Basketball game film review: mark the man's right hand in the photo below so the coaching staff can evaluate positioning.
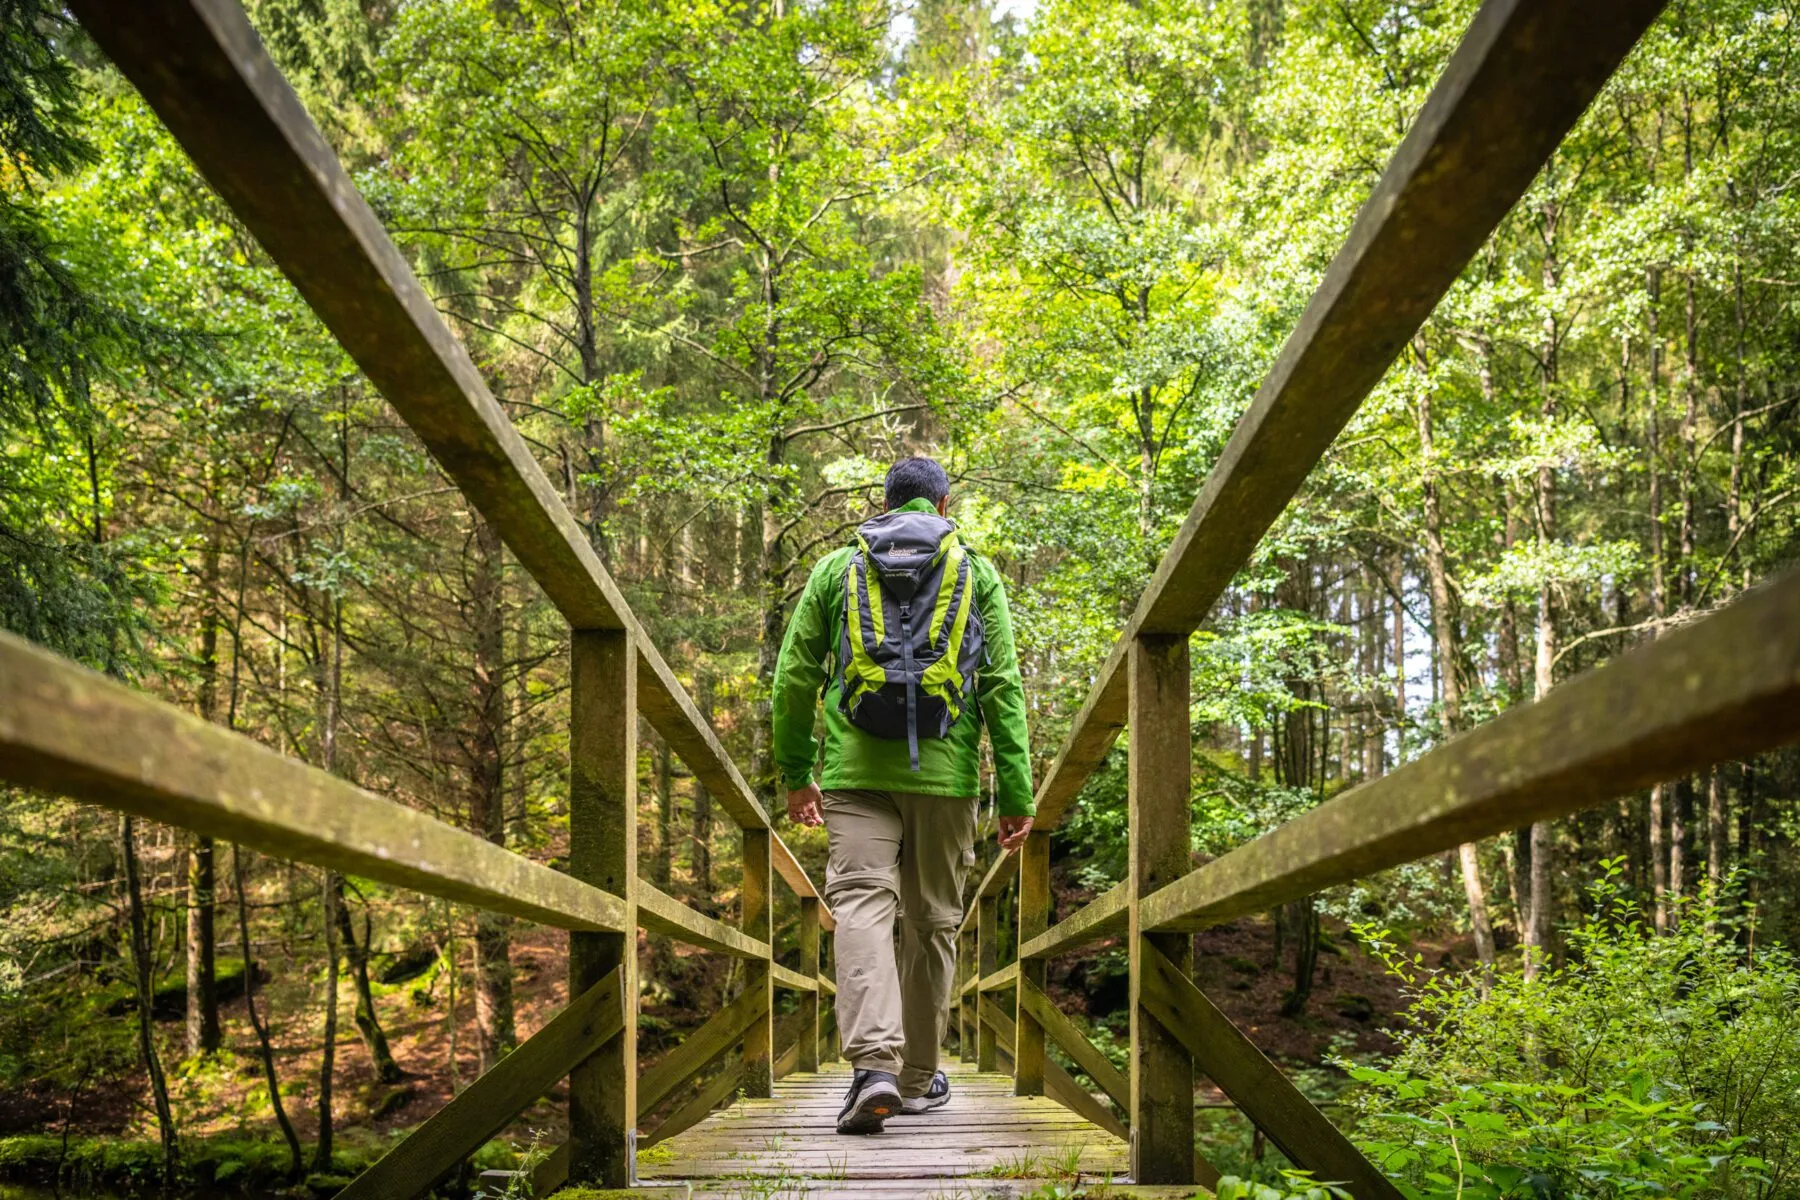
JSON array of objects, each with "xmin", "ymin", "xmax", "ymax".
[{"xmin": 787, "ymin": 781, "xmax": 825, "ymax": 827}]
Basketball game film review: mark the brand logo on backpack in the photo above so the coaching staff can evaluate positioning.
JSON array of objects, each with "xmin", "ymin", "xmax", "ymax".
[{"xmin": 837, "ymin": 511, "xmax": 986, "ymax": 770}]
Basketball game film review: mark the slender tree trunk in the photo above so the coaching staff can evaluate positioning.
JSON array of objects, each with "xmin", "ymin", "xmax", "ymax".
[
  {"xmin": 1650, "ymin": 784, "xmax": 1670, "ymax": 932},
  {"xmin": 1526, "ymin": 199, "xmax": 1561, "ymax": 979},
  {"xmin": 122, "ymin": 815, "xmax": 178, "ymax": 1186},
  {"xmin": 1706, "ymin": 769, "xmax": 1727, "ymax": 923},
  {"xmin": 316, "ymin": 871, "xmax": 341, "ymax": 1172},
  {"xmin": 187, "ymin": 526, "xmax": 222, "ymax": 1057},
  {"xmin": 692, "ymin": 678, "xmax": 716, "ymax": 908},
  {"xmin": 335, "ymin": 892, "xmax": 400, "ymax": 1082},
  {"xmin": 232, "ymin": 847, "xmax": 303, "ymax": 1175},
  {"xmin": 1413, "ymin": 343, "xmax": 1496, "ymax": 984},
  {"xmin": 469, "ymin": 516, "xmax": 516, "ymax": 1070}
]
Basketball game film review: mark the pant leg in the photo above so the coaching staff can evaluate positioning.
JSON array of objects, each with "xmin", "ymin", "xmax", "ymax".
[
  {"xmin": 820, "ymin": 789, "xmax": 905, "ymax": 1076},
  {"xmin": 894, "ymin": 792, "xmax": 979, "ymax": 1097}
]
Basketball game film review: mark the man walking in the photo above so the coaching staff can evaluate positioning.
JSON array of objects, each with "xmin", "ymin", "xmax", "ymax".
[{"xmin": 772, "ymin": 456, "xmax": 1034, "ymax": 1135}]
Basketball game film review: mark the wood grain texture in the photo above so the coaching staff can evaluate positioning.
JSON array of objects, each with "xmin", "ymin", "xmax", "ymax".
[
  {"xmin": 1019, "ymin": 882, "xmax": 1127, "ymax": 962},
  {"xmin": 568, "ymin": 631, "xmax": 637, "ymax": 1189},
  {"xmin": 799, "ymin": 897, "xmax": 822, "ymax": 1073},
  {"xmin": 1014, "ymin": 0, "xmax": 1672, "ymax": 830},
  {"xmin": 1018, "ymin": 976, "xmax": 1131, "ymax": 1115},
  {"xmin": 977, "ymin": 895, "xmax": 1000, "ymax": 1073},
  {"xmin": 1139, "ymin": 941, "xmax": 1401, "ymax": 1200},
  {"xmin": 1142, "ymin": 568, "xmax": 1800, "ymax": 933},
  {"xmin": 741, "ymin": 826, "xmax": 774, "ymax": 1098},
  {"xmin": 981, "ymin": 997, "xmax": 1129, "ymax": 1144},
  {"xmin": 0, "ymin": 634, "xmax": 627, "ymax": 934},
  {"xmin": 638, "ymin": 881, "xmax": 768, "ymax": 958},
  {"xmin": 1014, "ymin": 832, "xmax": 1051, "ymax": 1097},
  {"xmin": 1129, "ymin": 636, "xmax": 1194, "ymax": 1186},
  {"xmin": 337, "ymin": 968, "xmax": 625, "ymax": 1200},
  {"xmin": 637, "ymin": 983, "xmax": 770, "ymax": 1116}
]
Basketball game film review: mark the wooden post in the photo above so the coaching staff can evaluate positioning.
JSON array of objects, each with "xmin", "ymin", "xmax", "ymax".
[
  {"xmin": 1013, "ymin": 833, "xmax": 1050, "ymax": 1096},
  {"xmin": 957, "ymin": 931, "xmax": 976, "ymax": 1063},
  {"xmin": 798, "ymin": 896, "xmax": 821, "ymax": 1073},
  {"xmin": 742, "ymin": 826, "xmax": 773, "ymax": 1097},
  {"xmin": 568, "ymin": 630, "xmax": 637, "ymax": 1188},
  {"xmin": 976, "ymin": 894, "xmax": 999, "ymax": 1072},
  {"xmin": 1129, "ymin": 634, "xmax": 1193, "ymax": 1184}
]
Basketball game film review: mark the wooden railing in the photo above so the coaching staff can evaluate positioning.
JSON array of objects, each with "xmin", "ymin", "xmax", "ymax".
[
  {"xmin": 0, "ymin": 1, "xmax": 840, "ymax": 1196},
  {"xmin": 953, "ymin": 0, "xmax": 1800, "ymax": 1191}
]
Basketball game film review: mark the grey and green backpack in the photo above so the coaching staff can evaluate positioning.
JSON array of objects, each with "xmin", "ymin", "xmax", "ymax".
[{"xmin": 836, "ymin": 509, "xmax": 985, "ymax": 769}]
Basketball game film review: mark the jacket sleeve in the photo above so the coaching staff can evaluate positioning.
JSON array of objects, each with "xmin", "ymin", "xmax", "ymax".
[
  {"xmin": 974, "ymin": 560, "xmax": 1035, "ymax": 817},
  {"xmin": 771, "ymin": 556, "xmax": 837, "ymax": 792}
]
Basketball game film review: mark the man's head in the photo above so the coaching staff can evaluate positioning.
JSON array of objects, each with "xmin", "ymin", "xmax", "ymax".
[{"xmin": 884, "ymin": 456, "xmax": 950, "ymax": 515}]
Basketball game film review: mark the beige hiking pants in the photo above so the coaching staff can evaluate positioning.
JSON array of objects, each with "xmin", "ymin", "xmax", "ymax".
[{"xmin": 821, "ymin": 788, "xmax": 978, "ymax": 1097}]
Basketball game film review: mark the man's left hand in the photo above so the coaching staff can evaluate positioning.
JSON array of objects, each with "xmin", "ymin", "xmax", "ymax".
[{"xmin": 997, "ymin": 815, "xmax": 1033, "ymax": 852}]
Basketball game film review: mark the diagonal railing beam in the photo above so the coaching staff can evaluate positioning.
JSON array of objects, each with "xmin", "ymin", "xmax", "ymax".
[
  {"xmin": 1138, "ymin": 941, "xmax": 1400, "ymax": 1200},
  {"xmin": 0, "ymin": 635, "xmax": 628, "ymax": 933},
  {"xmin": 1142, "ymin": 568, "xmax": 1800, "ymax": 933},
  {"xmin": 1018, "ymin": 976, "xmax": 1130, "ymax": 1116},
  {"xmin": 1025, "ymin": 0, "xmax": 1671, "ymax": 832},
  {"xmin": 636, "ymin": 982, "xmax": 771, "ymax": 1117},
  {"xmin": 337, "ymin": 967, "xmax": 627, "ymax": 1200}
]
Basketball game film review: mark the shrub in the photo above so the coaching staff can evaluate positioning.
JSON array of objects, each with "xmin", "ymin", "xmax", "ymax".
[{"xmin": 1343, "ymin": 864, "xmax": 1798, "ymax": 1200}]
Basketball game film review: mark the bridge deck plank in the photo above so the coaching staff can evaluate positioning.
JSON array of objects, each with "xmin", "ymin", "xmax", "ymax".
[{"xmin": 636, "ymin": 1062, "xmax": 1134, "ymax": 1195}]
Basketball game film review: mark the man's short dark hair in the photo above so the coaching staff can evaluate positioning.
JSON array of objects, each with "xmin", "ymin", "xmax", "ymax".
[{"xmin": 885, "ymin": 456, "xmax": 950, "ymax": 510}]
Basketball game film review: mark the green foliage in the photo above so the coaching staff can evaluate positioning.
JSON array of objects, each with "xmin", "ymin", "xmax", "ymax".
[{"xmin": 1345, "ymin": 868, "xmax": 1798, "ymax": 1199}]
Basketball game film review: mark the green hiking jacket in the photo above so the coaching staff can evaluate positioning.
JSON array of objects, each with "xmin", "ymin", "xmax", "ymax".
[{"xmin": 771, "ymin": 498, "xmax": 1035, "ymax": 816}]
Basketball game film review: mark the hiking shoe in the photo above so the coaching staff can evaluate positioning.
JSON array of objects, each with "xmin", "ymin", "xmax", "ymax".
[
  {"xmin": 837, "ymin": 1068, "xmax": 901, "ymax": 1134},
  {"xmin": 900, "ymin": 1069, "xmax": 951, "ymax": 1114}
]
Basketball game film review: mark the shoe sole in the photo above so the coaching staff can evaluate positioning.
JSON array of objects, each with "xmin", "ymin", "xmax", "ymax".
[{"xmin": 837, "ymin": 1088, "xmax": 899, "ymax": 1135}]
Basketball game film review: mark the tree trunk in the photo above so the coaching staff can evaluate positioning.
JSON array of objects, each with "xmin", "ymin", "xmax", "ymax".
[
  {"xmin": 469, "ymin": 516, "xmax": 516, "ymax": 1070},
  {"xmin": 233, "ymin": 846, "xmax": 303, "ymax": 1176},
  {"xmin": 1649, "ymin": 783, "xmax": 1670, "ymax": 933},
  {"xmin": 122, "ymin": 815, "xmax": 178, "ymax": 1186},
  {"xmin": 692, "ymin": 678, "xmax": 716, "ymax": 907},
  {"xmin": 1413, "ymin": 343, "xmax": 1496, "ymax": 985},
  {"xmin": 1525, "ymin": 197, "xmax": 1561, "ymax": 980},
  {"xmin": 316, "ymin": 872, "xmax": 341, "ymax": 1173},
  {"xmin": 335, "ymin": 890, "xmax": 401, "ymax": 1082},
  {"xmin": 1706, "ymin": 769, "xmax": 1727, "ymax": 923},
  {"xmin": 187, "ymin": 525, "xmax": 223, "ymax": 1057}
]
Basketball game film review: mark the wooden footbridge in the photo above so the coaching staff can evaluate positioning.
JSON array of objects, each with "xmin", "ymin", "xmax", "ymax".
[{"xmin": 4, "ymin": 0, "xmax": 1798, "ymax": 1196}]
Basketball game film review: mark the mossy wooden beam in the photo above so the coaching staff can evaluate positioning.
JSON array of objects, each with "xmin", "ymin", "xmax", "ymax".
[
  {"xmin": 1018, "ymin": 881, "xmax": 1127, "ymax": 962},
  {"xmin": 1019, "ymin": 0, "xmax": 1671, "ymax": 831},
  {"xmin": 1142, "ymin": 568, "xmax": 1800, "ymax": 933},
  {"xmin": 741, "ymin": 827, "xmax": 774, "ymax": 1098},
  {"xmin": 1139, "ymin": 941, "xmax": 1401, "ymax": 1200},
  {"xmin": 66, "ymin": 0, "xmax": 834, "ymax": 933},
  {"xmin": 1018, "ymin": 976, "xmax": 1130, "ymax": 1115},
  {"xmin": 959, "ymin": 848, "xmax": 1019, "ymax": 938},
  {"xmin": 976, "ymin": 894, "xmax": 1000, "ymax": 1071},
  {"xmin": 980, "ymin": 996, "xmax": 1128, "ymax": 1144},
  {"xmin": 979, "ymin": 960, "xmax": 1019, "ymax": 994},
  {"xmin": 636, "ymin": 982, "xmax": 770, "ymax": 1116},
  {"xmin": 797, "ymin": 897, "xmax": 821, "ymax": 1073},
  {"xmin": 1128, "ymin": 635, "xmax": 1194, "ymax": 1186},
  {"xmin": 637, "ymin": 881, "xmax": 767, "ymax": 958},
  {"xmin": 336, "ymin": 967, "xmax": 626, "ymax": 1200},
  {"xmin": 769, "ymin": 963, "xmax": 818, "ymax": 993},
  {"xmin": 643, "ymin": 1064, "xmax": 745, "ymax": 1151},
  {"xmin": 0, "ymin": 634, "xmax": 628, "ymax": 933}
]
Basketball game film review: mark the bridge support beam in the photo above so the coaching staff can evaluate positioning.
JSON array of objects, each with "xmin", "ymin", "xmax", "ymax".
[
  {"xmin": 1013, "ymin": 831, "xmax": 1050, "ymax": 1096},
  {"xmin": 1128, "ymin": 634, "xmax": 1193, "ymax": 1184},
  {"xmin": 742, "ymin": 825, "xmax": 774, "ymax": 1097},
  {"xmin": 976, "ymin": 894, "xmax": 999, "ymax": 1072},
  {"xmin": 798, "ymin": 896, "xmax": 822, "ymax": 1073},
  {"xmin": 568, "ymin": 630, "xmax": 638, "ymax": 1188}
]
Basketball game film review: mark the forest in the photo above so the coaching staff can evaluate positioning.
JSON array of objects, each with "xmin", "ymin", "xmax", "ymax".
[{"xmin": 2, "ymin": 0, "xmax": 1798, "ymax": 1197}]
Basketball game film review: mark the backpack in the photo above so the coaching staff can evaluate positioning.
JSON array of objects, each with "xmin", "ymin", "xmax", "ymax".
[{"xmin": 835, "ymin": 508, "xmax": 985, "ymax": 770}]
